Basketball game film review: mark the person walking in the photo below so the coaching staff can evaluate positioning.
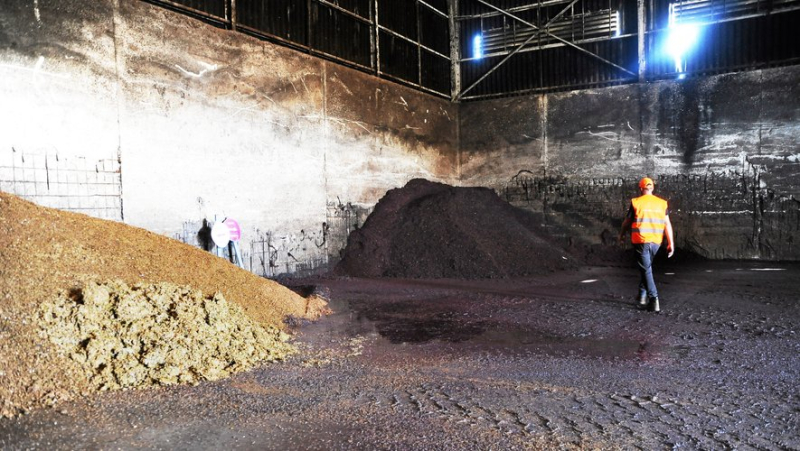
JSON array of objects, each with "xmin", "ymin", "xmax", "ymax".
[{"xmin": 619, "ymin": 177, "xmax": 674, "ymax": 313}]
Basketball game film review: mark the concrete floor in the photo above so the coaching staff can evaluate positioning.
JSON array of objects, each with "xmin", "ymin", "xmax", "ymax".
[{"xmin": 1, "ymin": 261, "xmax": 798, "ymax": 450}]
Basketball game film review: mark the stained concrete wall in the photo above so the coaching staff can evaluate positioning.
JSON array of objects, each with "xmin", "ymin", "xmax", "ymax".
[
  {"xmin": 460, "ymin": 67, "xmax": 800, "ymax": 260},
  {"xmin": 2, "ymin": 0, "xmax": 798, "ymax": 273},
  {"xmin": 0, "ymin": 0, "xmax": 458, "ymax": 277}
]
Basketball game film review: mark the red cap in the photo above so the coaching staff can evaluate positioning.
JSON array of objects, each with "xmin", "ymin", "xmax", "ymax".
[{"xmin": 639, "ymin": 177, "xmax": 654, "ymax": 189}]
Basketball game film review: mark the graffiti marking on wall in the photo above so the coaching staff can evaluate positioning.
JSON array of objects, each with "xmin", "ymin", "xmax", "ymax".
[
  {"xmin": 502, "ymin": 166, "xmax": 799, "ymax": 260},
  {"xmin": 175, "ymin": 61, "xmax": 219, "ymax": 78}
]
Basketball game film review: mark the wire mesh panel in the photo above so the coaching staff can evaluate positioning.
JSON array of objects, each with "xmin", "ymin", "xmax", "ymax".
[{"xmin": 0, "ymin": 150, "xmax": 123, "ymax": 221}]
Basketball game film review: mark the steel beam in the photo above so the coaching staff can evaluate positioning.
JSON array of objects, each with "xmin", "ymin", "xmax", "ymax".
[
  {"xmin": 456, "ymin": 0, "xmax": 580, "ymax": 20},
  {"xmin": 461, "ymin": 32, "xmax": 634, "ymax": 62},
  {"xmin": 448, "ymin": 0, "xmax": 462, "ymax": 101},
  {"xmin": 417, "ymin": 1, "xmax": 423, "ymax": 86},
  {"xmin": 377, "ymin": 25, "xmax": 451, "ymax": 60},
  {"xmin": 419, "ymin": 0, "xmax": 449, "ymax": 18},
  {"xmin": 455, "ymin": 18, "xmax": 555, "ymax": 101},
  {"xmin": 374, "ymin": 0, "xmax": 381, "ymax": 75},
  {"xmin": 638, "ymin": 0, "xmax": 646, "ymax": 82},
  {"xmin": 317, "ymin": 0, "xmax": 371, "ymax": 23},
  {"xmin": 471, "ymin": 0, "xmax": 636, "ymax": 76}
]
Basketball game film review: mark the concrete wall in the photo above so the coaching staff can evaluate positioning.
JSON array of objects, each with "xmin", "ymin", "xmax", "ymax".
[
  {"xmin": 2, "ymin": 0, "xmax": 798, "ymax": 271},
  {"xmin": 460, "ymin": 68, "xmax": 800, "ymax": 260},
  {"xmin": 0, "ymin": 0, "xmax": 458, "ymax": 277}
]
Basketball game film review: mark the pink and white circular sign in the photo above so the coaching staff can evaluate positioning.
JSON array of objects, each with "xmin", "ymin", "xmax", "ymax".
[{"xmin": 224, "ymin": 218, "xmax": 241, "ymax": 241}]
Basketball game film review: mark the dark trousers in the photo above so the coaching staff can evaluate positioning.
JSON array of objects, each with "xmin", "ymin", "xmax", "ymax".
[{"xmin": 635, "ymin": 242, "xmax": 661, "ymax": 299}]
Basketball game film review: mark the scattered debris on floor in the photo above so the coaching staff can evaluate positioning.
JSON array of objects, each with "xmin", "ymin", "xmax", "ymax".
[
  {"xmin": 335, "ymin": 178, "xmax": 579, "ymax": 279},
  {"xmin": 0, "ymin": 192, "xmax": 327, "ymax": 418}
]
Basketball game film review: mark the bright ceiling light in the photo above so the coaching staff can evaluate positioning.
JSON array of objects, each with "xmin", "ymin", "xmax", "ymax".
[
  {"xmin": 665, "ymin": 22, "xmax": 700, "ymax": 76},
  {"xmin": 472, "ymin": 34, "xmax": 483, "ymax": 60},
  {"xmin": 666, "ymin": 23, "xmax": 700, "ymax": 60}
]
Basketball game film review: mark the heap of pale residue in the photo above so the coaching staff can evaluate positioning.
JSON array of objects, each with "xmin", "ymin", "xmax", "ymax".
[
  {"xmin": 0, "ymin": 191, "xmax": 328, "ymax": 418},
  {"xmin": 39, "ymin": 281, "xmax": 295, "ymax": 390}
]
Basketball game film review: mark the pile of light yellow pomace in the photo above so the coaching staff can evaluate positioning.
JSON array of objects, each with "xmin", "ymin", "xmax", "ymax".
[
  {"xmin": 39, "ymin": 281, "xmax": 295, "ymax": 390},
  {"xmin": 0, "ymin": 191, "xmax": 329, "ymax": 417}
]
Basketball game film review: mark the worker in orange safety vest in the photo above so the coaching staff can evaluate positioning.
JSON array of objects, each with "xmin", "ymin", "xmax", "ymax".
[{"xmin": 618, "ymin": 177, "xmax": 675, "ymax": 313}]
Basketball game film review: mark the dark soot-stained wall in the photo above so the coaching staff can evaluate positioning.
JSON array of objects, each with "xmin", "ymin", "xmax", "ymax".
[{"xmin": 460, "ymin": 67, "xmax": 800, "ymax": 260}]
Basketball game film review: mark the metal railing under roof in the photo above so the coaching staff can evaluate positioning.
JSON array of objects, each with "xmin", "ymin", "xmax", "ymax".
[
  {"xmin": 456, "ymin": 0, "xmax": 800, "ymax": 100},
  {"xmin": 479, "ymin": 8, "xmax": 619, "ymax": 56},
  {"xmin": 142, "ymin": 0, "xmax": 452, "ymax": 98},
  {"xmin": 140, "ymin": 0, "xmax": 800, "ymax": 101},
  {"xmin": 669, "ymin": 0, "xmax": 800, "ymax": 24}
]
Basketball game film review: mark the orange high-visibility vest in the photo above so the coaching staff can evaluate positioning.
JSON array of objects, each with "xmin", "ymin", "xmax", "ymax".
[{"xmin": 631, "ymin": 194, "xmax": 668, "ymax": 244}]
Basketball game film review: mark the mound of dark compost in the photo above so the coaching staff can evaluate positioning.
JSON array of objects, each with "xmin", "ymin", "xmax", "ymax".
[{"xmin": 334, "ymin": 179, "xmax": 579, "ymax": 279}]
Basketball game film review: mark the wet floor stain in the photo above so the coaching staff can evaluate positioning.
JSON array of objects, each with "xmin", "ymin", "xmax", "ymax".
[
  {"xmin": 348, "ymin": 296, "xmax": 657, "ymax": 361},
  {"xmin": 372, "ymin": 316, "xmax": 488, "ymax": 344}
]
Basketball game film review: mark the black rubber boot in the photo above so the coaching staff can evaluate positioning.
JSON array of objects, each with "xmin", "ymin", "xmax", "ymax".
[{"xmin": 649, "ymin": 297, "xmax": 661, "ymax": 313}]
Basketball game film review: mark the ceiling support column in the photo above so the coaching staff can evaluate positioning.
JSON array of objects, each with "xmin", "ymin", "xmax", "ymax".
[
  {"xmin": 448, "ymin": 0, "xmax": 462, "ymax": 101},
  {"xmin": 638, "ymin": 0, "xmax": 646, "ymax": 82}
]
